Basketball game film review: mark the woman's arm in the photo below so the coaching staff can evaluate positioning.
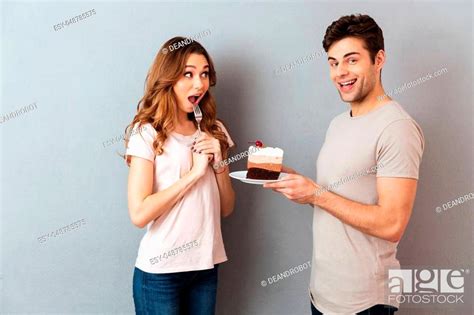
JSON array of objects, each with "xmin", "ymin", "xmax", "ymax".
[
  {"xmin": 214, "ymin": 165, "xmax": 236, "ymax": 217},
  {"xmin": 191, "ymin": 129, "xmax": 236, "ymax": 218},
  {"xmin": 127, "ymin": 153, "xmax": 208, "ymax": 228}
]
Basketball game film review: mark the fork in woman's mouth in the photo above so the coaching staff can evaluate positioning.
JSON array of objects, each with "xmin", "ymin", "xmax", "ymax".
[{"xmin": 188, "ymin": 94, "xmax": 202, "ymax": 105}]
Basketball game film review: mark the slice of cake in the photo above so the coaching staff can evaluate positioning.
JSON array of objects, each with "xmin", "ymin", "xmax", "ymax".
[{"xmin": 246, "ymin": 141, "xmax": 284, "ymax": 180}]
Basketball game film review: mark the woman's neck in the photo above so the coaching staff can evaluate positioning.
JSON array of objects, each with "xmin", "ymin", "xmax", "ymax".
[{"xmin": 174, "ymin": 112, "xmax": 196, "ymax": 134}]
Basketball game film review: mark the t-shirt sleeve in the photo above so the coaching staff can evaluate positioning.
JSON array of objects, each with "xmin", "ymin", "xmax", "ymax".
[
  {"xmin": 216, "ymin": 120, "xmax": 235, "ymax": 148},
  {"xmin": 125, "ymin": 123, "xmax": 156, "ymax": 163},
  {"xmin": 376, "ymin": 119, "xmax": 425, "ymax": 179}
]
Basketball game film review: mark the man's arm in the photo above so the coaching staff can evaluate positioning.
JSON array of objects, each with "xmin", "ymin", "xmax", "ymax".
[
  {"xmin": 282, "ymin": 165, "xmax": 298, "ymax": 174},
  {"xmin": 264, "ymin": 174, "xmax": 418, "ymax": 242},
  {"xmin": 265, "ymin": 119, "xmax": 423, "ymax": 242},
  {"xmin": 313, "ymin": 177, "xmax": 418, "ymax": 242}
]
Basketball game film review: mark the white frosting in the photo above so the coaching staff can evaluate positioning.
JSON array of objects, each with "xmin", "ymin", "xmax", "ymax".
[{"xmin": 248, "ymin": 145, "xmax": 284, "ymax": 157}]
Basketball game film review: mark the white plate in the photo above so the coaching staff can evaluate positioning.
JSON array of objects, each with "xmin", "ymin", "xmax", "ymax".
[{"xmin": 229, "ymin": 171, "xmax": 289, "ymax": 185}]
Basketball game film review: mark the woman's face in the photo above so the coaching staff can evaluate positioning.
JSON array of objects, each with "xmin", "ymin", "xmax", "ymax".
[{"xmin": 173, "ymin": 53, "xmax": 210, "ymax": 114}]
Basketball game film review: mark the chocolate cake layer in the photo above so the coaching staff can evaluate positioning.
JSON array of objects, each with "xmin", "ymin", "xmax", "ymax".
[
  {"xmin": 247, "ymin": 168, "xmax": 280, "ymax": 180},
  {"xmin": 247, "ymin": 162, "xmax": 282, "ymax": 172}
]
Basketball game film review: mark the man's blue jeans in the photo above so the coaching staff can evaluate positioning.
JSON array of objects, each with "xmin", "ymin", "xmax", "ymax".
[
  {"xmin": 311, "ymin": 302, "xmax": 398, "ymax": 315},
  {"xmin": 133, "ymin": 265, "xmax": 219, "ymax": 315}
]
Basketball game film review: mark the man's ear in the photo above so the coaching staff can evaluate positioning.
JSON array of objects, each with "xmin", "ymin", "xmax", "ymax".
[{"xmin": 375, "ymin": 49, "xmax": 386, "ymax": 71}]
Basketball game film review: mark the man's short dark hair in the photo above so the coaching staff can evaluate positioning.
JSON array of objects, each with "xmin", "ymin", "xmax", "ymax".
[{"xmin": 322, "ymin": 14, "xmax": 384, "ymax": 63}]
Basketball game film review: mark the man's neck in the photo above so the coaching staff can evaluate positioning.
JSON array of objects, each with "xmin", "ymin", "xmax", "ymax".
[{"xmin": 350, "ymin": 86, "xmax": 392, "ymax": 117}]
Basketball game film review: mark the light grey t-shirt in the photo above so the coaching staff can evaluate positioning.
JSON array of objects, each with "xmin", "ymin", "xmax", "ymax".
[{"xmin": 309, "ymin": 101, "xmax": 424, "ymax": 314}]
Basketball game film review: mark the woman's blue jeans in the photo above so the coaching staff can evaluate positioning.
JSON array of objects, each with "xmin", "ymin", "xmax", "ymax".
[{"xmin": 133, "ymin": 265, "xmax": 219, "ymax": 315}]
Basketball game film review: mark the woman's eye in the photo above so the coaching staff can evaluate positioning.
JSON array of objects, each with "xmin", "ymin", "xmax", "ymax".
[
  {"xmin": 201, "ymin": 72, "xmax": 209, "ymax": 78},
  {"xmin": 184, "ymin": 72, "xmax": 192, "ymax": 78}
]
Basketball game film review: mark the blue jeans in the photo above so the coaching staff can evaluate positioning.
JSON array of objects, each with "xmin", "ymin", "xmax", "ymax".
[
  {"xmin": 133, "ymin": 265, "xmax": 219, "ymax": 315},
  {"xmin": 311, "ymin": 302, "xmax": 397, "ymax": 315}
]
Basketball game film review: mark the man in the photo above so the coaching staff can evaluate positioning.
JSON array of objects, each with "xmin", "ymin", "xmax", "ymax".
[{"xmin": 264, "ymin": 14, "xmax": 424, "ymax": 315}]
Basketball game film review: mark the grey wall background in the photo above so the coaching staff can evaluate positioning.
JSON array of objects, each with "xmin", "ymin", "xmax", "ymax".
[{"xmin": 1, "ymin": 1, "xmax": 472, "ymax": 314}]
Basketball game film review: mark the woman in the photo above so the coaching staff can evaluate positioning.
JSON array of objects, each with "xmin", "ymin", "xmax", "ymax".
[{"xmin": 124, "ymin": 37, "xmax": 235, "ymax": 315}]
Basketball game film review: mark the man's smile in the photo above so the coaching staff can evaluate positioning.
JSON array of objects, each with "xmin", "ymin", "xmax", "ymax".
[{"xmin": 338, "ymin": 78, "xmax": 357, "ymax": 92}]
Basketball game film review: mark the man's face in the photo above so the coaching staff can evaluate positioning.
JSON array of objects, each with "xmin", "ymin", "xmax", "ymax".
[{"xmin": 327, "ymin": 37, "xmax": 380, "ymax": 103}]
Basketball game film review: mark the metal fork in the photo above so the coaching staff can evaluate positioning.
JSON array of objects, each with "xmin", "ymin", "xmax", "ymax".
[{"xmin": 193, "ymin": 104, "xmax": 203, "ymax": 136}]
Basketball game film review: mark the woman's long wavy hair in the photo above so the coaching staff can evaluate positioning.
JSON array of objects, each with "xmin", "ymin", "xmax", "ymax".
[{"xmin": 124, "ymin": 37, "xmax": 231, "ymax": 165}]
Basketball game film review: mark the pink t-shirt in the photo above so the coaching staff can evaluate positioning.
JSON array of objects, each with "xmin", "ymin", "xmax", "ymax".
[{"xmin": 125, "ymin": 120, "xmax": 235, "ymax": 274}]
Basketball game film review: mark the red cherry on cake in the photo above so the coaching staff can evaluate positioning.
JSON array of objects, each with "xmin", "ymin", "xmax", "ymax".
[{"xmin": 248, "ymin": 140, "xmax": 264, "ymax": 147}]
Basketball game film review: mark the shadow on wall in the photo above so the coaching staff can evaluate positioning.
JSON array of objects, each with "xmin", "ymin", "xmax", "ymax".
[{"xmin": 213, "ymin": 53, "xmax": 267, "ymax": 314}]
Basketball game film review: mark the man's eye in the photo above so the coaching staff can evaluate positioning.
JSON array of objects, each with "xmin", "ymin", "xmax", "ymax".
[
  {"xmin": 330, "ymin": 63, "xmax": 338, "ymax": 68},
  {"xmin": 348, "ymin": 59, "xmax": 357, "ymax": 65},
  {"xmin": 184, "ymin": 72, "xmax": 192, "ymax": 78},
  {"xmin": 201, "ymin": 71, "xmax": 209, "ymax": 78}
]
